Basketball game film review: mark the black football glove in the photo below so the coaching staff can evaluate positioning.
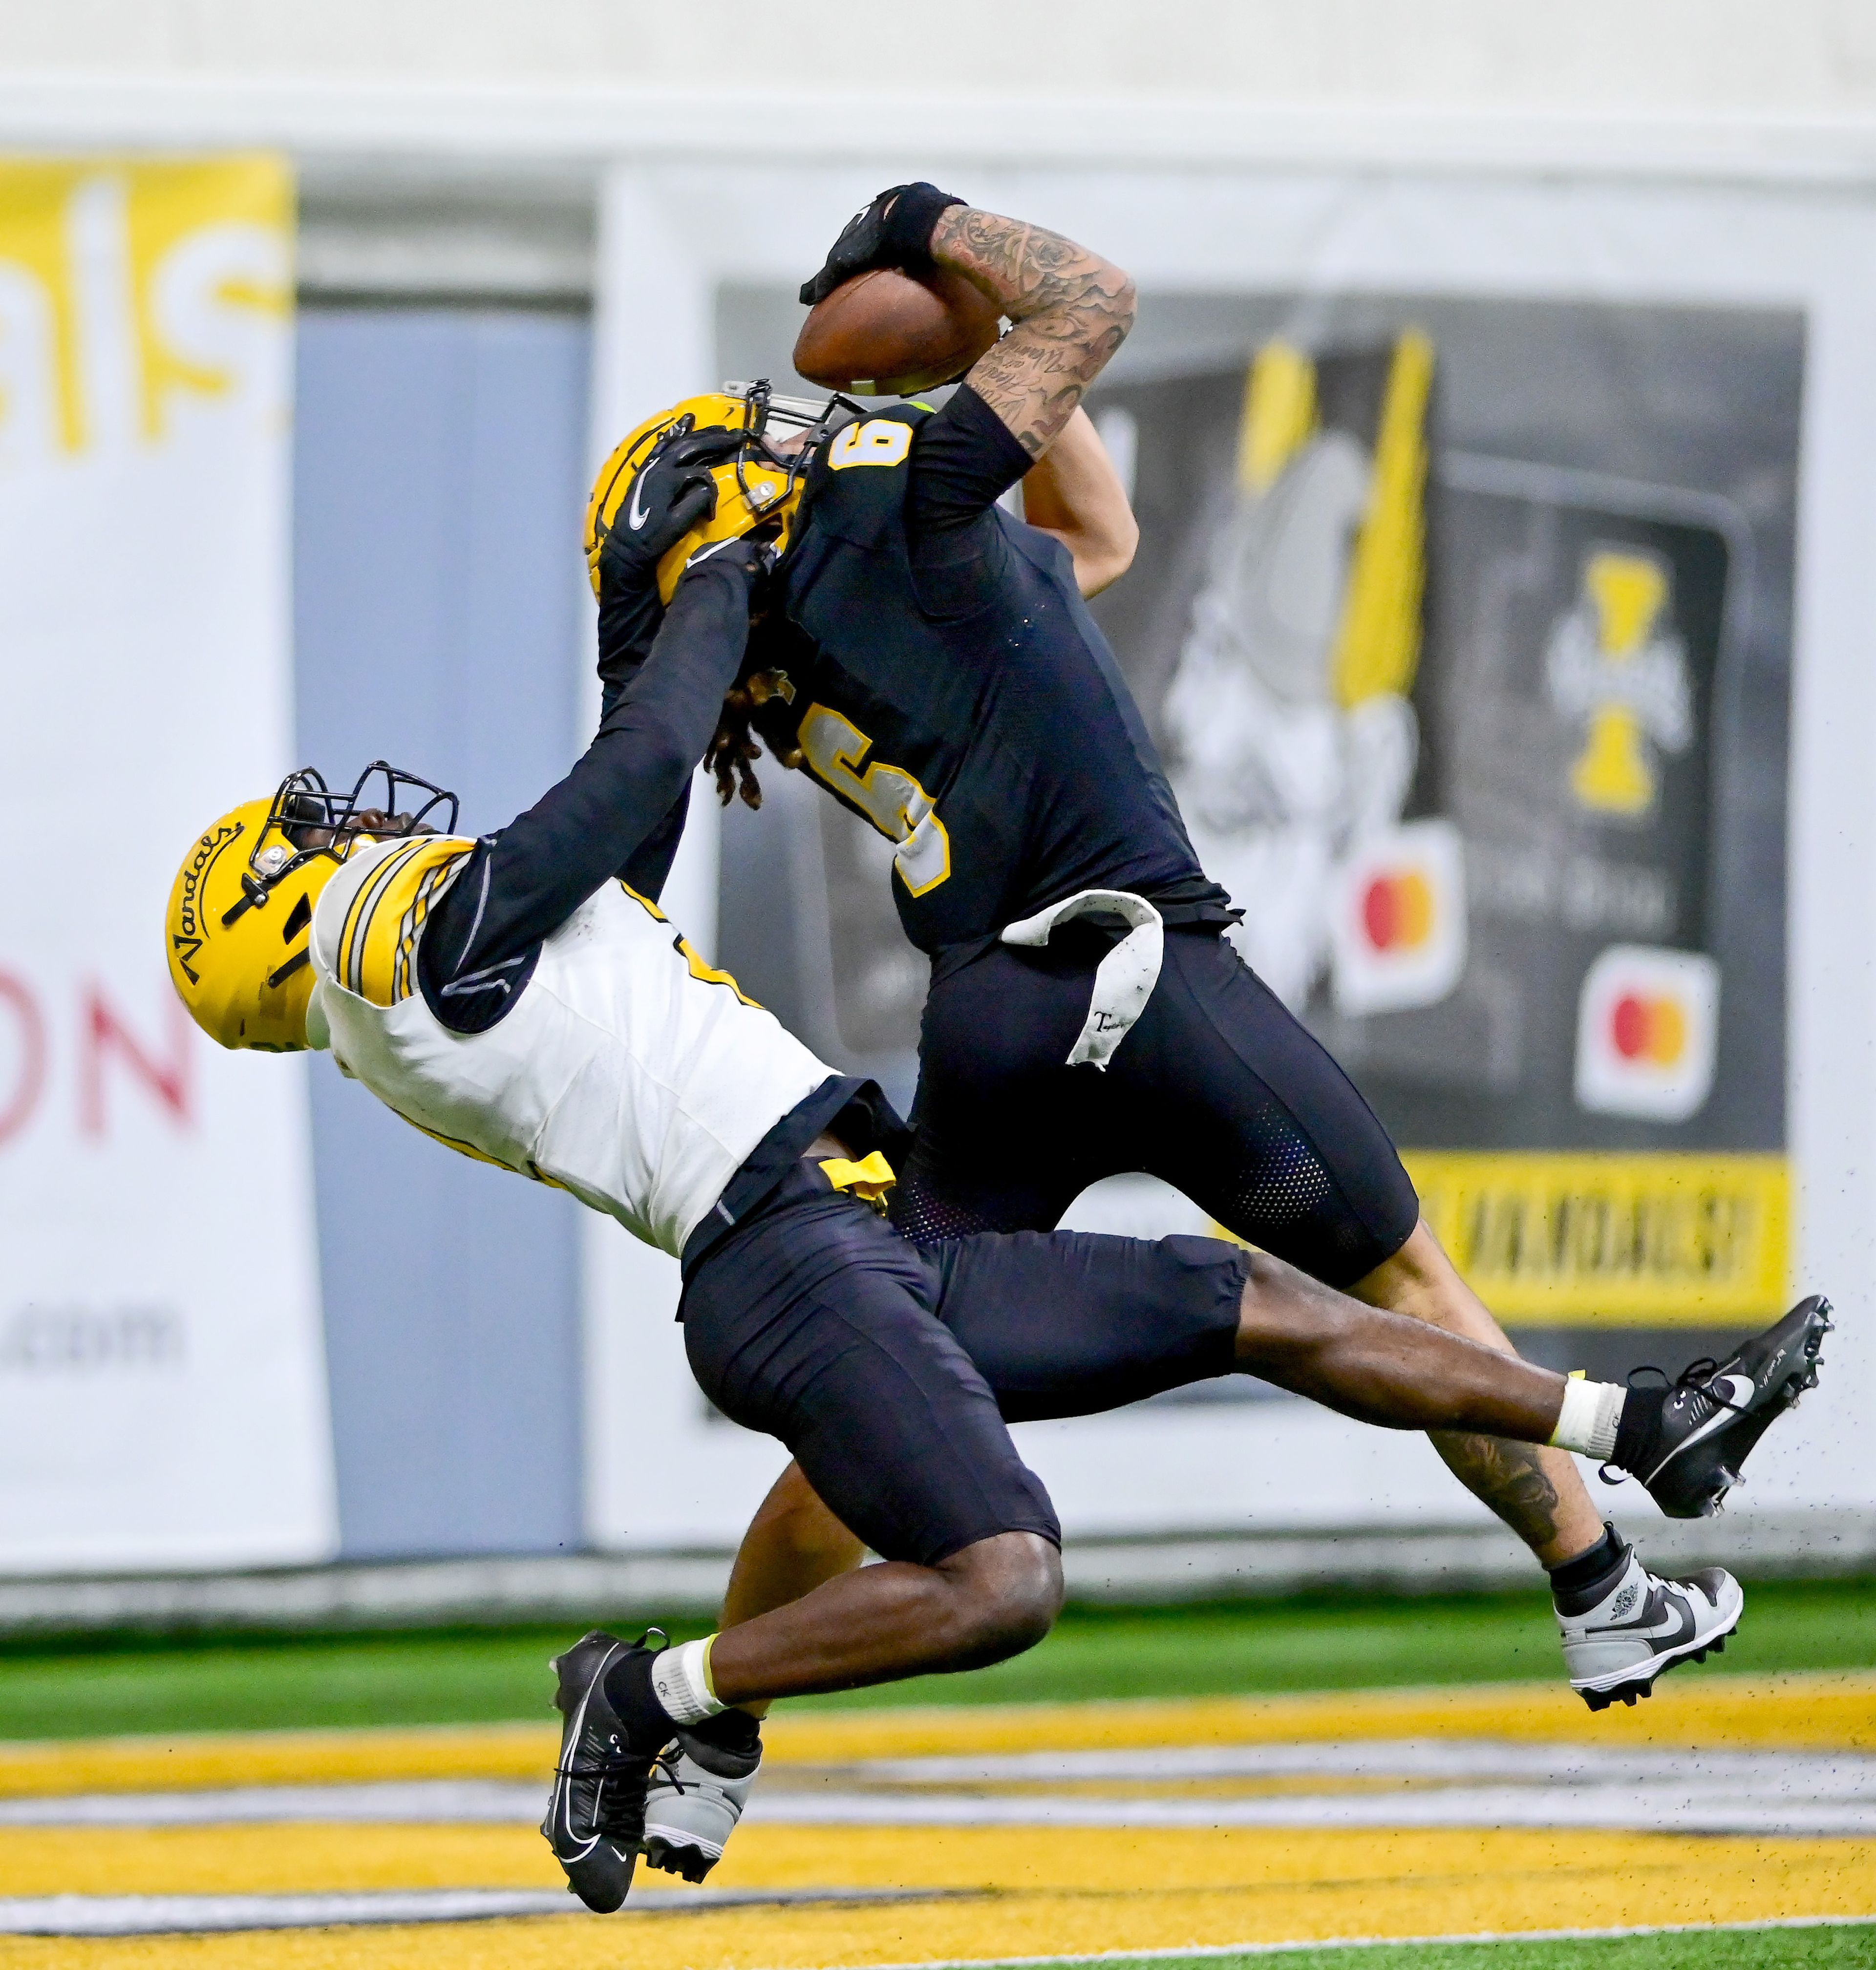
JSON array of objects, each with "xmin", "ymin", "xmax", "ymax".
[
  {"xmin": 676, "ymin": 530, "xmax": 777, "ymax": 589},
  {"xmin": 595, "ymin": 427, "xmax": 743, "ymax": 599},
  {"xmin": 798, "ymin": 182, "xmax": 967, "ymax": 306},
  {"xmin": 595, "ymin": 427, "xmax": 744, "ymax": 706}
]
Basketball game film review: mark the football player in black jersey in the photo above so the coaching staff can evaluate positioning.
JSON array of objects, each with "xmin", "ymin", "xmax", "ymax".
[{"xmin": 587, "ymin": 187, "xmax": 1779, "ymax": 1749}]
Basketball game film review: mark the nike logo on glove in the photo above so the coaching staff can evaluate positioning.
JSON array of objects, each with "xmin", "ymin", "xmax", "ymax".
[{"xmin": 627, "ymin": 478, "xmax": 652, "ymax": 531}]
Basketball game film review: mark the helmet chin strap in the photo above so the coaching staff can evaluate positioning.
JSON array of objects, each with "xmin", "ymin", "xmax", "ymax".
[{"xmin": 302, "ymin": 981, "xmax": 332, "ymax": 1052}]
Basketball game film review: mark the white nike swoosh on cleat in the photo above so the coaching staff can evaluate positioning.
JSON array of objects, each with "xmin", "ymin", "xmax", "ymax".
[
  {"xmin": 1654, "ymin": 1374, "xmax": 1755, "ymax": 1471},
  {"xmin": 555, "ymin": 1642, "xmax": 623, "ymax": 1859}
]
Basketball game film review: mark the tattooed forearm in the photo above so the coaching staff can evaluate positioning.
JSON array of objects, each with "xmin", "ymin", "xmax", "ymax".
[
  {"xmin": 1431, "ymin": 1431, "xmax": 1563, "ymax": 1550},
  {"xmin": 929, "ymin": 206, "xmax": 1135, "ymax": 458}
]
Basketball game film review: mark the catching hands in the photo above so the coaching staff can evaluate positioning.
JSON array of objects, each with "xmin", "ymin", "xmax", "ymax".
[
  {"xmin": 595, "ymin": 427, "xmax": 744, "ymax": 711},
  {"xmin": 798, "ymin": 182, "xmax": 967, "ymax": 305}
]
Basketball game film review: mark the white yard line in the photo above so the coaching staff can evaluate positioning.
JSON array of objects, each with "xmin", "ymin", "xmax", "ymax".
[
  {"xmin": 0, "ymin": 1884, "xmax": 970, "ymax": 1937},
  {"xmin": 5, "ymin": 1738, "xmax": 1873, "ymax": 1837}
]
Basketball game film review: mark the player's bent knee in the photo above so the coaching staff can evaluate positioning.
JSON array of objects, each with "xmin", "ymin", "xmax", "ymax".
[{"xmin": 936, "ymin": 1531, "xmax": 1064, "ymax": 1668}]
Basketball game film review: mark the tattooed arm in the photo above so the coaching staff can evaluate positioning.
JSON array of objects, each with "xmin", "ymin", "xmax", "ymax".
[{"xmin": 929, "ymin": 206, "xmax": 1136, "ymax": 460}]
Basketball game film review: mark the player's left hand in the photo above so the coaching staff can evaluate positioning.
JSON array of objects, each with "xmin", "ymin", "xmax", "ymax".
[
  {"xmin": 595, "ymin": 428, "xmax": 743, "ymax": 602},
  {"xmin": 799, "ymin": 182, "xmax": 967, "ymax": 305},
  {"xmin": 677, "ymin": 530, "xmax": 777, "ymax": 590}
]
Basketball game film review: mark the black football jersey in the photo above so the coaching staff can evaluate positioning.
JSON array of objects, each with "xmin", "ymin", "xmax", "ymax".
[{"xmin": 763, "ymin": 402, "xmax": 1231, "ymax": 958}]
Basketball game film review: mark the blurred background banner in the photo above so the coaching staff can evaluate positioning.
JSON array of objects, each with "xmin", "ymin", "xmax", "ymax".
[
  {"xmin": 681, "ymin": 157, "xmax": 1867, "ymax": 1548},
  {"xmin": 0, "ymin": 154, "xmax": 337, "ymax": 1572},
  {"xmin": 2, "ymin": 76, "xmax": 1869, "ymax": 1581}
]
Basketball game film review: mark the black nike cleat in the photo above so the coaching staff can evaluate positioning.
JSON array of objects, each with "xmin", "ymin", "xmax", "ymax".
[
  {"xmin": 539, "ymin": 1629, "xmax": 672, "ymax": 1913},
  {"xmin": 1556, "ymin": 1541, "xmax": 1743, "ymax": 1709},
  {"xmin": 1605, "ymin": 1295, "xmax": 1832, "ymax": 1519}
]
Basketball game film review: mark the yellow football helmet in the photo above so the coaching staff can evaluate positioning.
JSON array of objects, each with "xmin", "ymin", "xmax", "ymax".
[
  {"xmin": 166, "ymin": 764, "xmax": 458, "ymax": 1052},
  {"xmin": 585, "ymin": 380, "xmax": 836, "ymax": 605}
]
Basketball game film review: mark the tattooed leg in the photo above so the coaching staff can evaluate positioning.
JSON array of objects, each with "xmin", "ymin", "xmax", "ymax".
[
  {"xmin": 926, "ymin": 205, "xmax": 1136, "ymax": 459},
  {"xmin": 1352, "ymin": 1221, "xmax": 1606, "ymax": 1568}
]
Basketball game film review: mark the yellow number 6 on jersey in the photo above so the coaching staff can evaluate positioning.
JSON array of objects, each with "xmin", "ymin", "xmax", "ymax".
[{"xmin": 829, "ymin": 420, "xmax": 915, "ymax": 470}]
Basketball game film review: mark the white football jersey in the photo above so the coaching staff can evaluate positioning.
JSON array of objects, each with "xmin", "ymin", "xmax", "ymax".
[{"xmin": 309, "ymin": 835, "xmax": 833, "ymax": 1256}]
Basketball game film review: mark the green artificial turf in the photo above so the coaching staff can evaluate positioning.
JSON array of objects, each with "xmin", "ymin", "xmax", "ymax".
[
  {"xmin": 997, "ymin": 1925, "xmax": 1876, "ymax": 1969},
  {"xmin": 0, "ymin": 1576, "xmax": 1870, "ymax": 1740}
]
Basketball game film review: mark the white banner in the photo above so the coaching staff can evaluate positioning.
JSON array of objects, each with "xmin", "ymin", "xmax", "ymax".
[{"xmin": 0, "ymin": 156, "xmax": 336, "ymax": 1571}]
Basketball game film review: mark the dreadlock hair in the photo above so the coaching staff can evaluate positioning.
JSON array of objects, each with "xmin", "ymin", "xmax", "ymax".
[{"xmin": 705, "ymin": 668, "xmax": 803, "ymax": 810}]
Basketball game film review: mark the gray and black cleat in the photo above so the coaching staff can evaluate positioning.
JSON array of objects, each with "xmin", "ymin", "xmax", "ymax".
[
  {"xmin": 1556, "ymin": 1539, "xmax": 1744, "ymax": 1710},
  {"xmin": 641, "ymin": 1710, "xmax": 762, "ymax": 1883},
  {"xmin": 1608, "ymin": 1294, "xmax": 1832, "ymax": 1519},
  {"xmin": 539, "ymin": 1629, "xmax": 671, "ymax": 1913}
]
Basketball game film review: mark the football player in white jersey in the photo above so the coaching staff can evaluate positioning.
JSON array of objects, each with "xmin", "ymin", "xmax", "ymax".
[{"xmin": 168, "ymin": 458, "xmax": 1822, "ymax": 1917}]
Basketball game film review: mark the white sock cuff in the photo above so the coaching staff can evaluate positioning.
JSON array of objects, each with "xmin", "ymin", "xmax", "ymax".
[
  {"xmin": 649, "ymin": 1636, "xmax": 725, "ymax": 1725},
  {"xmin": 1549, "ymin": 1375, "xmax": 1625, "ymax": 1461}
]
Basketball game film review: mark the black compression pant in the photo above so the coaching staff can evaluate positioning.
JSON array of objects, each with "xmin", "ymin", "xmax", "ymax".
[{"xmin": 894, "ymin": 924, "xmax": 1420, "ymax": 1291}]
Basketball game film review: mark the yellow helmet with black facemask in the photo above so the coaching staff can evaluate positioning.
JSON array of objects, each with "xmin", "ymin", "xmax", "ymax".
[
  {"xmin": 165, "ymin": 764, "xmax": 459, "ymax": 1052},
  {"xmin": 585, "ymin": 381, "xmax": 837, "ymax": 606}
]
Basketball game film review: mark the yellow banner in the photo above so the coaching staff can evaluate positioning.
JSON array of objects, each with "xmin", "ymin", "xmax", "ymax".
[
  {"xmin": 1402, "ymin": 1151, "xmax": 1789, "ymax": 1328},
  {"xmin": 0, "ymin": 154, "xmax": 291, "ymax": 455}
]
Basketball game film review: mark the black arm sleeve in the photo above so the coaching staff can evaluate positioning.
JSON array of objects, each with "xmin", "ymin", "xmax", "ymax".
[
  {"xmin": 618, "ymin": 782, "xmax": 690, "ymax": 902},
  {"xmin": 596, "ymin": 588, "xmax": 661, "ymax": 712},
  {"xmin": 904, "ymin": 383, "xmax": 1036, "ymax": 617},
  {"xmin": 419, "ymin": 559, "xmax": 750, "ymax": 1033}
]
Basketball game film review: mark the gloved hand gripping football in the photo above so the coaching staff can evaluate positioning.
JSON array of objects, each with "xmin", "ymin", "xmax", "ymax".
[{"xmin": 799, "ymin": 182, "xmax": 967, "ymax": 306}]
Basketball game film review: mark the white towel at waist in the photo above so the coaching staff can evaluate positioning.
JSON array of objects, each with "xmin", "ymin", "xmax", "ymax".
[{"xmin": 998, "ymin": 889, "xmax": 1165, "ymax": 1071}]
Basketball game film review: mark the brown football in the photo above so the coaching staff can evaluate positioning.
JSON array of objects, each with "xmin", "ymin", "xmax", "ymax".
[{"xmin": 793, "ymin": 265, "xmax": 1002, "ymax": 397}]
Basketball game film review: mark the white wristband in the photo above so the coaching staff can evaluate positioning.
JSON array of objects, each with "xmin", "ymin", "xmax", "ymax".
[
  {"xmin": 1549, "ymin": 1375, "xmax": 1624, "ymax": 1461},
  {"xmin": 649, "ymin": 1636, "xmax": 725, "ymax": 1725}
]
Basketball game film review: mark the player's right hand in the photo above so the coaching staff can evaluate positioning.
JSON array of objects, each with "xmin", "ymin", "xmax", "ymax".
[
  {"xmin": 595, "ymin": 428, "xmax": 742, "ymax": 603},
  {"xmin": 798, "ymin": 182, "xmax": 967, "ymax": 305}
]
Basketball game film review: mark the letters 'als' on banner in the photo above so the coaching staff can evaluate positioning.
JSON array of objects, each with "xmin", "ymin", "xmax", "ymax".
[{"xmin": 0, "ymin": 157, "xmax": 337, "ymax": 1569}]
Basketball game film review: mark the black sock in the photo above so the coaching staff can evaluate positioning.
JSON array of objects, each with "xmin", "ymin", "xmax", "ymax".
[
  {"xmin": 602, "ymin": 1648, "xmax": 678, "ymax": 1747},
  {"xmin": 1548, "ymin": 1522, "xmax": 1627, "ymax": 1602},
  {"xmin": 1611, "ymin": 1384, "xmax": 1664, "ymax": 1475},
  {"xmin": 684, "ymin": 1707, "xmax": 761, "ymax": 1754}
]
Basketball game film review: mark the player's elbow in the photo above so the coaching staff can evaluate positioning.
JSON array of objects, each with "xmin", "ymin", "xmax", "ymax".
[
  {"xmin": 1079, "ymin": 264, "xmax": 1135, "ymax": 366},
  {"xmin": 622, "ymin": 717, "xmax": 699, "ymax": 795},
  {"xmin": 1107, "ymin": 267, "xmax": 1138, "ymax": 340}
]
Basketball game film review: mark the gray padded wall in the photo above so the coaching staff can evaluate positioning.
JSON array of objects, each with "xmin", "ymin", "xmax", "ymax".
[{"xmin": 293, "ymin": 308, "xmax": 591, "ymax": 1559}]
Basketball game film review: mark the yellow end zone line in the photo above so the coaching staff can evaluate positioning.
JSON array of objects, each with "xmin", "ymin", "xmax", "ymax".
[{"xmin": 2, "ymin": 1673, "xmax": 1874, "ymax": 1799}]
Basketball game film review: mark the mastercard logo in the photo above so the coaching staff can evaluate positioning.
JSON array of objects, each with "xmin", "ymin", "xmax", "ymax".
[
  {"xmin": 1576, "ymin": 946, "xmax": 1718, "ymax": 1122},
  {"xmin": 1331, "ymin": 820, "xmax": 1467, "ymax": 1017},
  {"xmin": 1360, "ymin": 870, "xmax": 1434, "ymax": 953},
  {"xmin": 1609, "ymin": 991, "xmax": 1687, "ymax": 1067}
]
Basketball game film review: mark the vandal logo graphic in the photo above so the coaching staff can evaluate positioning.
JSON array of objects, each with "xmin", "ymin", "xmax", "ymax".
[
  {"xmin": 1608, "ymin": 1581, "xmax": 1641, "ymax": 1621},
  {"xmin": 171, "ymin": 820, "xmax": 243, "ymax": 982},
  {"xmin": 1545, "ymin": 548, "xmax": 1691, "ymax": 819}
]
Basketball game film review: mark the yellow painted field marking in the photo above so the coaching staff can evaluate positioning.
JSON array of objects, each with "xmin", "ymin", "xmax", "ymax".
[
  {"xmin": 0, "ymin": 1823, "xmax": 561, "ymax": 1897},
  {"xmin": 3, "ymin": 1672, "xmax": 1872, "ymax": 1800},
  {"xmin": 0, "ymin": 1832, "xmax": 1869, "ymax": 1970},
  {"xmin": 0, "ymin": 1723, "xmax": 554, "ymax": 1801},
  {"xmin": 758, "ymin": 1672, "xmax": 1876, "ymax": 1761}
]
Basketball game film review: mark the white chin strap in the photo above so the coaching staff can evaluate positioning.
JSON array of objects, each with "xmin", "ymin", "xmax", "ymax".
[
  {"xmin": 303, "ymin": 979, "xmax": 332, "ymax": 1053},
  {"xmin": 1000, "ymin": 889, "xmax": 1165, "ymax": 1071}
]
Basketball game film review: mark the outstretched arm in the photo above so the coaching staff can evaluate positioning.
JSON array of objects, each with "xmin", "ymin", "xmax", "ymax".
[
  {"xmin": 1019, "ymin": 406, "xmax": 1138, "ymax": 597},
  {"xmin": 931, "ymin": 206, "xmax": 1135, "ymax": 459},
  {"xmin": 419, "ymin": 551, "xmax": 756, "ymax": 1029}
]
